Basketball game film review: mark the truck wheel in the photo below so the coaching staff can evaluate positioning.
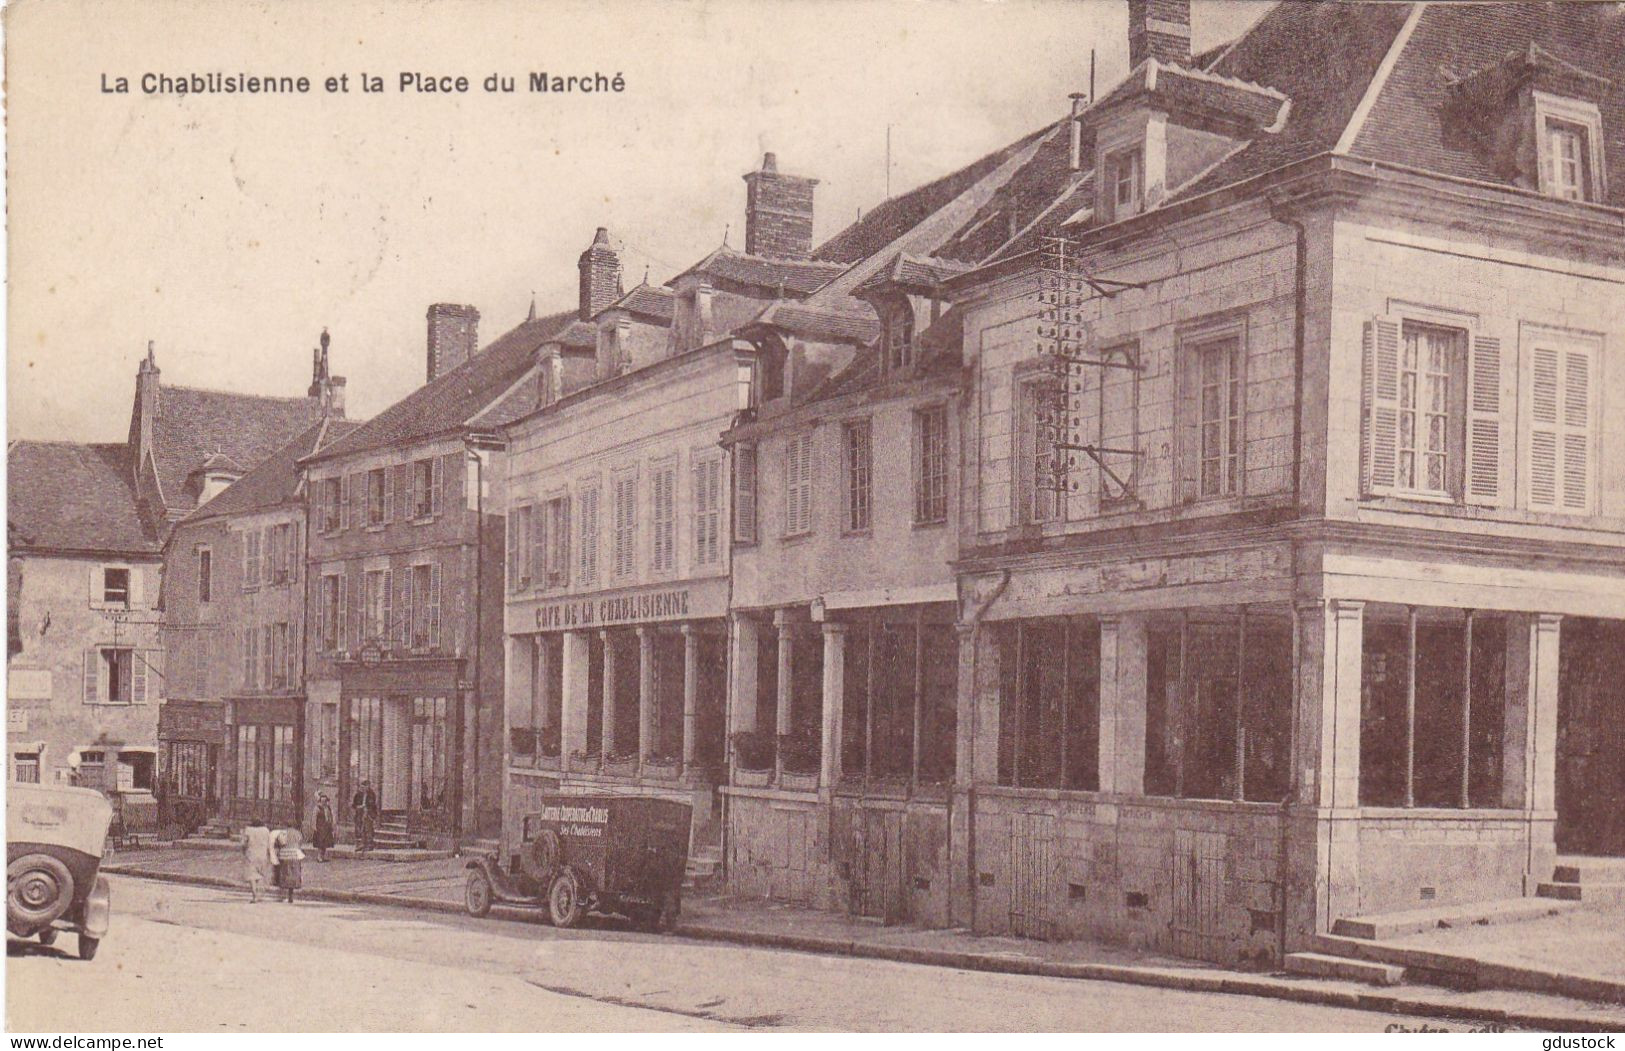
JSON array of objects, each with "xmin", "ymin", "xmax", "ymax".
[
  {"xmin": 77, "ymin": 935, "xmax": 99, "ymax": 961},
  {"xmin": 655, "ymin": 889, "xmax": 681, "ymax": 934},
  {"xmin": 464, "ymin": 868, "xmax": 494, "ymax": 918},
  {"xmin": 8, "ymin": 854, "xmax": 74, "ymax": 936},
  {"xmin": 547, "ymin": 869, "xmax": 582, "ymax": 929},
  {"xmin": 521, "ymin": 830, "xmax": 560, "ymax": 884},
  {"xmin": 37, "ymin": 928, "xmax": 58, "ymax": 947}
]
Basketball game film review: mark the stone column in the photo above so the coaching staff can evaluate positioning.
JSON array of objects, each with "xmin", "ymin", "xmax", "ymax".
[
  {"xmin": 560, "ymin": 631, "xmax": 590, "ymax": 773},
  {"xmin": 681, "ymin": 624, "xmax": 699, "ymax": 769},
  {"xmin": 1502, "ymin": 613, "xmax": 1561, "ymax": 885},
  {"xmin": 533, "ymin": 634, "xmax": 550, "ymax": 738},
  {"xmin": 727, "ymin": 614, "xmax": 760, "ymax": 776},
  {"xmin": 503, "ymin": 633, "xmax": 533, "ymax": 764},
  {"xmin": 820, "ymin": 622, "xmax": 847, "ymax": 793},
  {"xmin": 774, "ymin": 609, "xmax": 794, "ymax": 780},
  {"xmin": 600, "ymin": 630, "xmax": 617, "ymax": 759},
  {"xmin": 1097, "ymin": 614, "xmax": 1148, "ymax": 795},
  {"xmin": 637, "ymin": 626, "xmax": 656, "ymax": 766}
]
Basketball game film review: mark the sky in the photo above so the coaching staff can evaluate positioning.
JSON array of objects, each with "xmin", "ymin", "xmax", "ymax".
[{"xmin": 6, "ymin": 0, "xmax": 1273, "ymax": 443}]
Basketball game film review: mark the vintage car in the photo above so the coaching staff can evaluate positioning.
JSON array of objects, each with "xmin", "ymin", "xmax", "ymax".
[
  {"xmin": 464, "ymin": 793, "xmax": 688, "ymax": 932},
  {"xmin": 7, "ymin": 783, "xmax": 113, "ymax": 960}
]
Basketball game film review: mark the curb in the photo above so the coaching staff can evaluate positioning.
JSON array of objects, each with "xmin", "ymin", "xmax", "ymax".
[{"xmin": 102, "ymin": 865, "xmax": 1625, "ymax": 1032}]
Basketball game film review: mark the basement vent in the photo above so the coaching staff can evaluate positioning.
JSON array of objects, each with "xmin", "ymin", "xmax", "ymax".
[
  {"xmin": 913, "ymin": 876, "xmax": 931, "ymax": 891},
  {"xmin": 1126, "ymin": 891, "xmax": 1149, "ymax": 909},
  {"xmin": 1419, "ymin": 886, "xmax": 1437, "ymax": 901},
  {"xmin": 979, "ymin": 872, "xmax": 996, "ymax": 887},
  {"xmin": 1068, "ymin": 883, "xmax": 1087, "ymax": 902}
]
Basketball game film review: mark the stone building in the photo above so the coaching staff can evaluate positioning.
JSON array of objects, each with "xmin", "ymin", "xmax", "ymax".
[
  {"xmin": 6, "ymin": 343, "xmax": 338, "ymax": 813},
  {"xmin": 158, "ymin": 406, "xmax": 360, "ymax": 834},
  {"xmin": 300, "ymin": 303, "xmax": 574, "ymax": 846}
]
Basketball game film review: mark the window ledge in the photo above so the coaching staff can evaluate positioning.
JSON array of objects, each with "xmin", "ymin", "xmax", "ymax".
[
  {"xmin": 913, "ymin": 518, "xmax": 947, "ymax": 531},
  {"xmin": 780, "ymin": 531, "xmax": 813, "ymax": 545}
]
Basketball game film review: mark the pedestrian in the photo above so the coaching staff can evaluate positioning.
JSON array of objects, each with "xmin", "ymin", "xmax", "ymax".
[
  {"xmin": 351, "ymin": 779, "xmax": 379, "ymax": 852},
  {"xmin": 311, "ymin": 793, "xmax": 336, "ymax": 863},
  {"xmin": 240, "ymin": 815, "xmax": 275, "ymax": 903},
  {"xmin": 273, "ymin": 824, "xmax": 305, "ymax": 903}
]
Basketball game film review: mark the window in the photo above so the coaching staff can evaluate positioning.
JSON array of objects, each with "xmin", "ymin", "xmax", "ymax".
[
  {"xmin": 266, "ymin": 523, "xmax": 294, "ymax": 585},
  {"xmin": 319, "ymin": 478, "xmax": 343, "ymax": 533},
  {"xmin": 612, "ymin": 473, "xmax": 638, "ymax": 578},
  {"xmin": 1016, "ymin": 377, "xmax": 1063, "ymax": 525},
  {"xmin": 363, "ymin": 568, "xmax": 391, "ymax": 641},
  {"xmin": 411, "ymin": 458, "xmax": 442, "ymax": 519},
  {"xmin": 734, "ymin": 444, "xmax": 758, "ymax": 544},
  {"xmin": 409, "ymin": 562, "xmax": 441, "ymax": 648},
  {"xmin": 507, "ymin": 504, "xmax": 533, "ymax": 591},
  {"xmin": 366, "ymin": 467, "xmax": 388, "ymax": 527},
  {"xmin": 651, "ymin": 462, "xmax": 677, "ymax": 574},
  {"xmin": 1362, "ymin": 316, "xmax": 1469, "ymax": 499},
  {"xmin": 577, "ymin": 482, "xmax": 600, "ymax": 585},
  {"xmin": 1535, "ymin": 94, "xmax": 1604, "ymax": 204},
  {"xmin": 77, "ymin": 750, "xmax": 106, "ymax": 789},
  {"xmin": 784, "ymin": 433, "xmax": 814, "ymax": 536},
  {"xmin": 85, "ymin": 646, "xmax": 142, "ymax": 705},
  {"xmin": 235, "ymin": 724, "xmax": 295, "ymax": 802},
  {"xmin": 692, "ymin": 457, "xmax": 723, "ymax": 566},
  {"xmin": 197, "ymin": 548, "xmax": 212, "ymax": 603},
  {"xmin": 1107, "ymin": 146, "xmax": 1143, "ymax": 218},
  {"xmin": 241, "ymin": 530, "xmax": 262, "ymax": 590},
  {"xmin": 103, "ymin": 567, "xmax": 131, "ymax": 606},
  {"xmin": 840, "ymin": 614, "xmax": 959, "ymax": 787},
  {"xmin": 1196, "ymin": 336, "xmax": 1242, "ymax": 498},
  {"xmin": 737, "ymin": 361, "xmax": 756, "ymax": 412},
  {"xmin": 843, "ymin": 420, "xmax": 872, "ymax": 532},
  {"xmin": 242, "ymin": 627, "xmax": 259, "ymax": 689},
  {"xmin": 1526, "ymin": 340, "xmax": 1596, "ymax": 513},
  {"xmin": 885, "ymin": 303, "xmax": 915, "ymax": 371},
  {"xmin": 913, "ymin": 408, "xmax": 949, "ymax": 524},
  {"xmin": 320, "ymin": 573, "xmax": 341, "ymax": 652},
  {"xmin": 542, "ymin": 496, "xmax": 571, "ymax": 588},
  {"xmin": 14, "ymin": 754, "xmax": 40, "ymax": 783}
]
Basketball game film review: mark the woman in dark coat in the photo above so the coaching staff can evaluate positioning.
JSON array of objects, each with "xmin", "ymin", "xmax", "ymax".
[{"xmin": 311, "ymin": 794, "xmax": 336, "ymax": 862}]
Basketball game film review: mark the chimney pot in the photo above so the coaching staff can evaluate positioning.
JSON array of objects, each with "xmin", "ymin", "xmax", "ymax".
[{"xmin": 426, "ymin": 303, "xmax": 480, "ymax": 382}]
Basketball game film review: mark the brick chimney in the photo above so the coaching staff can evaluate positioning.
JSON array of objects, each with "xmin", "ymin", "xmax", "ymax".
[
  {"xmin": 742, "ymin": 152, "xmax": 817, "ymax": 260},
  {"xmin": 577, "ymin": 228, "xmax": 622, "ymax": 321},
  {"xmin": 1128, "ymin": 0, "xmax": 1191, "ymax": 68},
  {"xmin": 426, "ymin": 303, "xmax": 480, "ymax": 383}
]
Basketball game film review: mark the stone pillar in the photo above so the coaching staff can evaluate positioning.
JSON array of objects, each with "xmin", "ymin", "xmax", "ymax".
[
  {"xmin": 1283, "ymin": 598, "xmax": 1364, "ymax": 952},
  {"xmin": 820, "ymin": 622, "xmax": 847, "ymax": 793},
  {"xmin": 560, "ymin": 631, "xmax": 590, "ymax": 773},
  {"xmin": 681, "ymin": 625, "xmax": 699, "ymax": 769},
  {"xmin": 600, "ymin": 630, "xmax": 617, "ymax": 759},
  {"xmin": 503, "ymin": 632, "xmax": 533, "ymax": 748},
  {"xmin": 533, "ymin": 634, "xmax": 550, "ymax": 736},
  {"xmin": 727, "ymin": 614, "xmax": 760, "ymax": 779},
  {"xmin": 637, "ymin": 627, "xmax": 656, "ymax": 765},
  {"xmin": 1097, "ymin": 614, "xmax": 1148, "ymax": 795},
  {"xmin": 1502, "ymin": 613, "xmax": 1561, "ymax": 886},
  {"xmin": 774, "ymin": 609, "xmax": 793, "ymax": 780}
]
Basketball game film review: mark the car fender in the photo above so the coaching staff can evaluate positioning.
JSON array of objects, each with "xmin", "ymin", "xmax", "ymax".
[{"xmin": 82, "ymin": 875, "xmax": 111, "ymax": 939}]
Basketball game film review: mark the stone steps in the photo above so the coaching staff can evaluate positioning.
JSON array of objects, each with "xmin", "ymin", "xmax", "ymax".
[
  {"xmin": 1536, "ymin": 880, "xmax": 1625, "ymax": 904},
  {"xmin": 1283, "ymin": 951, "xmax": 1404, "ymax": 986},
  {"xmin": 1330, "ymin": 896, "xmax": 1577, "ymax": 941}
]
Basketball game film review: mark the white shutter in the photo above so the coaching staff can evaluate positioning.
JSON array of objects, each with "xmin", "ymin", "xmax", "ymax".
[
  {"xmin": 507, "ymin": 508, "xmax": 523, "ymax": 591},
  {"xmin": 133, "ymin": 650, "xmax": 148, "ymax": 704},
  {"xmin": 428, "ymin": 563, "xmax": 442, "ymax": 647},
  {"xmin": 337, "ymin": 571, "xmax": 348, "ymax": 653},
  {"xmin": 383, "ymin": 467, "xmax": 395, "ymax": 524},
  {"xmin": 578, "ymin": 486, "xmax": 598, "ymax": 585},
  {"xmin": 83, "ymin": 648, "xmax": 99, "ymax": 704},
  {"xmin": 382, "ymin": 570, "xmax": 394, "ymax": 646},
  {"xmin": 1530, "ymin": 344, "xmax": 1598, "ymax": 514},
  {"xmin": 431, "ymin": 457, "xmax": 446, "ymax": 515},
  {"xmin": 735, "ymin": 445, "xmax": 758, "ymax": 544},
  {"xmin": 532, "ymin": 503, "xmax": 548, "ymax": 586},
  {"xmin": 1466, "ymin": 330, "xmax": 1505, "ymax": 505},
  {"xmin": 1528, "ymin": 346, "xmax": 1561, "ymax": 509},
  {"xmin": 1362, "ymin": 317, "xmax": 1402, "ymax": 495},
  {"xmin": 339, "ymin": 474, "xmax": 352, "ymax": 530}
]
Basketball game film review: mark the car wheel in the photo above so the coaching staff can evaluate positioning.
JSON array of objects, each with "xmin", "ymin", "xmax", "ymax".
[
  {"xmin": 547, "ymin": 869, "xmax": 582, "ymax": 929},
  {"xmin": 7, "ymin": 854, "xmax": 74, "ymax": 936},
  {"xmin": 77, "ymin": 935, "xmax": 99, "ymax": 961},
  {"xmin": 37, "ymin": 928, "xmax": 58, "ymax": 947},
  {"xmin": 464, "ymin": 868, "xmax": 493, "ymax": 918}
]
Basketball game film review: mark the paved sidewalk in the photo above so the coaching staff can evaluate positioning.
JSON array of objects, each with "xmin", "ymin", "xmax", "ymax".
[
  {"xmin": 1389, "ymin": 900, "xmax": 1625, "ymax": 985},
  {"xmin": 102, "ymin": 848, "xmax": 1625, "ymax": 1032}
]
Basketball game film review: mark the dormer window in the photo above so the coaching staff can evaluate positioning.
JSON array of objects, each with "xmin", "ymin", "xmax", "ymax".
[
  {"xmin": 1107, "ymin": 146, "xmax": 1144, "ymax": 219},
  {"xmin": 1534, "ymin": 93, "xmax": 1605, "ymax": 203},
  {"xmin": 885, "ymin": 304, "xmax": 916, "ymax": 371}
]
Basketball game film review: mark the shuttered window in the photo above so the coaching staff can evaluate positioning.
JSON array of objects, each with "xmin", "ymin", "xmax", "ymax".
[
  {"xmin": 1363, "ymin": 316, "xmax": 1468, "ymax": 500},
  {"xmin": 613, "ymin": 473, "xmax": 638, "ymax": 579},
  {"xmin": 577, "ymin": 483, "xmax": 600, "ymax": 585},
  {"xmin": 651, "ymin": 463, "xmax": 677, "ymax": 574},
  {"xmin": 1466, "ymin": 331, "xmax": 1505, "ymax": 504},
  {"xmin": 1526, "ymin": 341, "xmax": 1595, "ymax": 513},
  {"xmin": 692, "ymin": 456, "xmax": 723, "ymax": 565},
  {"xmin": 508, "ymin": 505, "xmax": 533, "ymax": 590},
  {"xmin": 784, "ymin": 433, "xmax": 814, "ymax": 537},
  {"xmin": 242, "ymin": 530, "xmax": 262, "ymax": 590},
  {"xmin": 543, "ymin": 496, "xmax": 571, "ymax": 588},
  {"xmin": 734, "ymin": 444, "xmax": 758, "ymax": 545}
]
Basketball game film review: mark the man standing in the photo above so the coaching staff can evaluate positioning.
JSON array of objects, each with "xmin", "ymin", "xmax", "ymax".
[{"xmin": 351, "ymin": 779, "xmax": 379, "ymax": 852}]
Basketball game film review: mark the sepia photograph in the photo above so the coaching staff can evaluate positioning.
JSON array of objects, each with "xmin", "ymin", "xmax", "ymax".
[{"xmin": 4, "ymin": 0, "xmax": 1624, "ymax": 1036}]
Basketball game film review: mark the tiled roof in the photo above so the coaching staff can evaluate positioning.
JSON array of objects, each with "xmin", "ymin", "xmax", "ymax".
[
  {"xmin": 467, "ymin": 371, "xmax": 544, "ymax": 433},
  {"xmin": 811, "ymin": 126, "xmax": 1052, "ymax": 264},
  {"xmin": 150, "ymin": 385, "xmax": 327, "ymax": 513},
  {"xmin": 669, "ymin": 246, "xmax": 847, "ymax": 296},
  {"xmin": 607, "ymin": 282, "xmax": 675, "ymax": 323},
  {"xmin": 550, "ymin": 319, "xmax": 598, "ymax": 350},
  {"xmin": 186, "ymin": 418, "xmax": 362, "ymax": 522},
  {"xmin": 7, "ymin": 441, "xmax": 154, "ymax": 555},
  {"xmin": 851, "ymin": 253, "xmax": 972, "ymax": 297},
  {"xmin": 307, "ymin": 309, "xmax": 576, "ymax": 463},
  {"xmin": 1349, "ymin": 3, "xmax": 1625, "ymax": 208},
  {"xmin": 740, "ymin": 300, "xmax": 880, "ymax": 345},
  {"xmin": 938, "ymin": 124, "xmax": 1087, "ymax": 264}
]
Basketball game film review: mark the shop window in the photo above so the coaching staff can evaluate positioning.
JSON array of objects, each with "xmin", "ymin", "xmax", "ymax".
[
  {"xmin": 782, "ymin": 626, "xmax": 823, "ymax": 774},
  {"xmin": 841, "ymin": 613, "xmax": 958, "ymax": 788},
  {"xmin": 996, "ymin": 618, "xmax": 1100, "ymax": 791},
  {"xmin": 13, "ymin": 753, "xmax": 40, "ymax": 783},
  {"xmin": 1359, "ymin": 607, "xmax": 1507, "ymax": 808}
]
